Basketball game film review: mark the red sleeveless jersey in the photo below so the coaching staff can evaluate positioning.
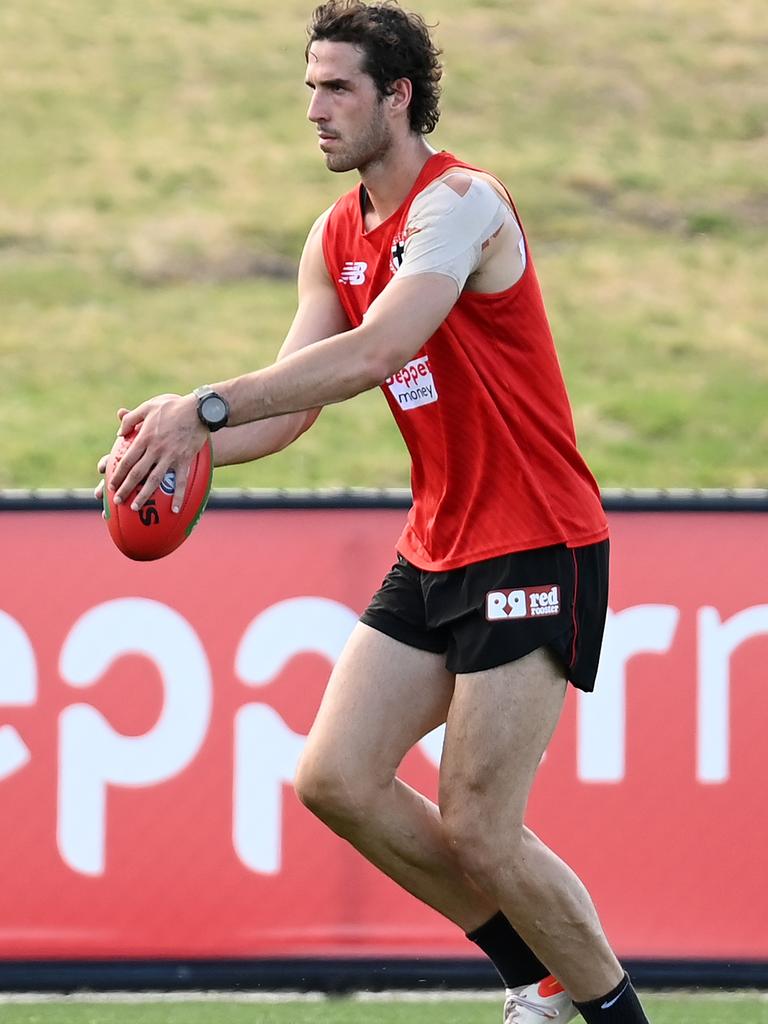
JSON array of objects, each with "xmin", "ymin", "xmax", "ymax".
[{"xmin": 322, "ymin": 151, "xmax": 608, "ymax": 571}]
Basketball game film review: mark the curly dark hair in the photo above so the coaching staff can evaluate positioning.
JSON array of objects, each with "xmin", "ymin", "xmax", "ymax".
[{"xmin": 306, "ymin": 0, "xmax": 442, "ymax": 135}]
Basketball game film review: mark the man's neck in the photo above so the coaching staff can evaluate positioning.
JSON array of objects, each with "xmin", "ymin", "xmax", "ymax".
[{"xmin": 360, "ymin": 135, "xmax": 437, "ymax": 228}]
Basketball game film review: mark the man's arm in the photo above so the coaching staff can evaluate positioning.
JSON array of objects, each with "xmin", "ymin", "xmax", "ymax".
[
  {"xmin": 112, "ymin": 264, "xmax": 458, "ymax": 508},
  {"xmin": 209, "ymin": 270, "xmax": 459, "ymax": 427},
  {"xmin": 210, "ymin": 208, "xmax": 350, "ymax": 464},
  {"xmin": 96, "ymin": 209, "xmax": 346, "ymax": 499},
  {"xmin": 207, "ymin": 171, "xmax": 512, "ymax": 427},
  {"xmin": 111, "ymin": 193, "xmax": 476, "ymax": 510},
  {"xmin": 105, "ymin": 209, "xmax": 355, "ymax": 507}
]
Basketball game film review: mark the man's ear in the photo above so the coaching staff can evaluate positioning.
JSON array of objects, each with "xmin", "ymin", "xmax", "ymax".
[{"xmin": 388, "ymin": 77, "xmax": 413, "ymax": 117}]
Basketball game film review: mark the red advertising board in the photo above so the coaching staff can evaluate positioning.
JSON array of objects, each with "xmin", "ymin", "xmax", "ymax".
[{"xmin": 0, "ymin": 506, "xmax": 766, "ymax": 961}]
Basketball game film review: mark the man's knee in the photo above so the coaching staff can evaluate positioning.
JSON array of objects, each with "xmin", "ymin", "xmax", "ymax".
[
  {"xmin": 294, "ymin": 747, "xmax": 375, "ymax": 832},
  {"xmin": 441, "ymin": 790, "xmax": 526, "ymax": 893}
]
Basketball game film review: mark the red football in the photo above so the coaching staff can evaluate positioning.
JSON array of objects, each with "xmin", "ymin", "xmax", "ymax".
[{"xmin": 103, "ymin": 429, "xmax": 213, "ymax": 561}]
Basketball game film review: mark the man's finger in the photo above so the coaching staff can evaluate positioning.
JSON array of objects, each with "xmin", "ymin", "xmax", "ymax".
[
  {"xmin": 118, "ymin": 402, "xmax": 151, "ymax": 438},
  {"xmin": 172, "ymin": 462, "xmax": 190, "ymax": 514},
  {"xmin": 95, "ymin": 451, "xmax": 110, "ymax": 501},
  {"xmin": 114, "ymin": 451, "xmax": 156, "ymax": 507},
  {"xmin": 111, "ymin": 440, "xmax": 150, "ymax": 499},
  {"xmin": 130, "ymin": 463, "xmax": 170, "ymax": 512}
]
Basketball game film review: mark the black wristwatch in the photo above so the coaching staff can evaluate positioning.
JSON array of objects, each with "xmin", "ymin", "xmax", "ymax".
[{"xmin": 194, "ymin": 385, "xmax": 230, "ymax": 432}]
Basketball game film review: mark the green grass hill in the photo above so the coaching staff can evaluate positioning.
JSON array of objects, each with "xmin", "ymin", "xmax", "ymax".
[{"xmin": 1, "ymin": 0, "xmax": 766, "ymax": 490}]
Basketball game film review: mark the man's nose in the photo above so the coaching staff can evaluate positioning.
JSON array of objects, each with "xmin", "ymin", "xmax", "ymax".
[{"xmin": 307, "ymin": 91, "xmax": 327, "ymax": 124}]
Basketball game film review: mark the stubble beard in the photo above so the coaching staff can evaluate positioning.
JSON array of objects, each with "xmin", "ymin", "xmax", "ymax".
[{"xmin": 324, "ymin": 105, "xmax": 393, "ymax": 174}]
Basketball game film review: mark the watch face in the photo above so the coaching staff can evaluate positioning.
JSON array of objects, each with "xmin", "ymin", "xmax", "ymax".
[{"xmin": 202, "ymin": 395, "xmax": 227, "ymax": 424}]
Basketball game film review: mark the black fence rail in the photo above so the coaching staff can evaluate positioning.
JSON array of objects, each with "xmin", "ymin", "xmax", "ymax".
[
  {"xmin": 1, "ymin": 487, "xmax": 768, "ymax": 513},
  {"xmin": 0, "ymin": 956, "xmax": 766, "ymax": 992}
]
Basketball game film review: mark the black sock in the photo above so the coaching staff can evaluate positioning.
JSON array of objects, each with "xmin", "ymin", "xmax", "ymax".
[
  {"xmin": 574, "ymin": 973, "xmax": 649, "ymax": 1023},
  {"xmin": 465, "ymin": 911, "xmax": 549, "ymax": 989}
]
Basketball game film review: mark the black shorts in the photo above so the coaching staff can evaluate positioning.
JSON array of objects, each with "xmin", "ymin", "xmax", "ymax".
[{"xmin": 360, "ymin": 540, "xmax": 609, "ymax": 691}]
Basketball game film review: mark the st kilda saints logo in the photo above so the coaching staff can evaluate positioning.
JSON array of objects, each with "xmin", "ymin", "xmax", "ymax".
[
  {"xmin": 389, "ymin": 225, "xmax": 421, "ymax": 275},
  {"xmin": 390, "ymin": 233, "xmax": 407, "ymax": 274}
]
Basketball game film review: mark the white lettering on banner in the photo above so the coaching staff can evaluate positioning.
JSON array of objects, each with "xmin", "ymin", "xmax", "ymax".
[
  {"xmin": 234, "ymin": 705, "xmax": 306, "ymax": 875},
  {"xmin": 0, "ymin": 596, "xmax": 765, "ymax": 874},
  {"xmin": 58, "ymin": 599, "xmax": 213, "ymax": 876},
  {"xmin": 385, "ymin": 357, "xmax": 438, "ymax": 410},
  {"xmin": 0, "ymin": 611, "xmax": 37, "ymax": 781},
  {"xmin": 234, "ymin": 597, "xmax": 358, "ymax": 685},
  {"xmin": 233, "ymin": 597, "xmax": 358, "ymax": 873},
  {"xmin": 577, "ymin": 606, "xmax": 679, "ymax": 783},
  {"xmin": 697, "ymin": 605, "xmax": 768, "ymax": 784}
]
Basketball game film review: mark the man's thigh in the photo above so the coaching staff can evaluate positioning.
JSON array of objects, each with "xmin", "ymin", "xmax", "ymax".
[
  {"xmin": 439, "ymin": 646, "xmax": 567, "ymax": 825},
  {"xmin": 302, "ymin": 621, "xmax": 455, "ymax": 785}
]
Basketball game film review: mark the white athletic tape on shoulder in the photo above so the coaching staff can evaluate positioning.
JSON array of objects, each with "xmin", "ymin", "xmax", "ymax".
[{"xmin": 396, "ymin": 177, "xmax": 513, "ymax": 292}]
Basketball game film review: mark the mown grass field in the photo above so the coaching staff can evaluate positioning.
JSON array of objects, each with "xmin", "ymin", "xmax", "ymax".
[
  {"xmin": 1, "ymin": 0, "xmax": 766, "ymax": 490},
  {"xmin": 2, "ymin": 995, "xmax": 768, "ymax": 1024}
]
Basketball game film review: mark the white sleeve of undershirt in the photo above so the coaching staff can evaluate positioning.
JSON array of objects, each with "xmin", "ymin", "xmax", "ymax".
[{"xmin": 395, "ymin": 177, "xmax": 512, "ymax": 293}]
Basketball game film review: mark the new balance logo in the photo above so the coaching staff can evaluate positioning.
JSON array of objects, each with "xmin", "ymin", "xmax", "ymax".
[
  {"xmin": 486, "ymin": 585, "xmax": 561, "ymax": 621},
  {"xmin": 339, "ymin": 261, "xmax": 368, "ymax": 285}
]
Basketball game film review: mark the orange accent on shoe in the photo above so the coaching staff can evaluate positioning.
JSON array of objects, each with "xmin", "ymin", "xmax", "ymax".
[{"xmin": 537, "ymin": 975, "xmax": 566, "ymax": 998}]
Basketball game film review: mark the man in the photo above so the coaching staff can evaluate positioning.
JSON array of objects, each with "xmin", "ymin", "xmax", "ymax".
[{"xmin": 103, "ymin": 3, "xmax": 650, "ymax": 1021}]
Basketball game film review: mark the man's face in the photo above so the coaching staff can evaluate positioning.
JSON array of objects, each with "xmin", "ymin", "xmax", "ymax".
[{"xmin": 305, "ymin": 40, "xmax": 393, "ymax": 173}]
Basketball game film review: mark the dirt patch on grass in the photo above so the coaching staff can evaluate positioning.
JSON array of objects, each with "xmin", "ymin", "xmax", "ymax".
[
  {"xmin": 117, "ymin": 216, "xmax": 296, "ymax": 284},
  {"xmin": 566, "ymin": 175, "xmax": 768, "ymax": 235}
]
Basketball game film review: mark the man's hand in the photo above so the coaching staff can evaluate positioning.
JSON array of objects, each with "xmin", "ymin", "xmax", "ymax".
[
  {"xmin": 94, "ymin": 408, "xmax": 128, "ymax": 514},
  {"xmin": 94, "ymin": 452, "xmax": 108, "ymax": 509},
  {"xmin": 109, "ymin": 393, "xmax": 208, "ymax": 513}
]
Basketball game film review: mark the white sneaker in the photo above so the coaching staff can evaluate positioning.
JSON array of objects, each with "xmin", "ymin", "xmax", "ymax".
[{"xmin": 503, "ymin": 975, "xmax": 578, "ymax": 1022}]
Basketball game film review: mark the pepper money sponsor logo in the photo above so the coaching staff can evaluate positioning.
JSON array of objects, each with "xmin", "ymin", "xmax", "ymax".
[
  {"xmin": 486, "ymin": 585, "xmax": 561, "ymax": 620},
  {"xmin": 386, "ymin": 356, "xmax": 438, "ymax": 410}
]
